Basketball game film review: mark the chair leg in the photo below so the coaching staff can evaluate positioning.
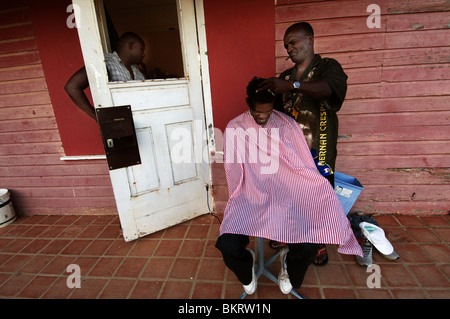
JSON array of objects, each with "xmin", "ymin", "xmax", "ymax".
[{"xmin": 240, "ymin": 237, "xmax": 304, "ymax": 299}]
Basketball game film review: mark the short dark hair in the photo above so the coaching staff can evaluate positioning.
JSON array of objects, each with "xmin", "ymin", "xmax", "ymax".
[
  {"xmin": 118, "ymin": 32, "xmax": 144, "ymax": 48},
  {"xmin": 285, "ymin": 22, "xmax": 314, "ymax": 37},
  {"xmin": 246, "ymin": 77, "xmax": 275, "ymax": 109}
]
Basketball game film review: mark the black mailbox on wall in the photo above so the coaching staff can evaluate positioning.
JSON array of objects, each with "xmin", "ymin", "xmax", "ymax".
[{"xmin": 96, "ymin": 105, "xmax": 141, "ymax": 170}]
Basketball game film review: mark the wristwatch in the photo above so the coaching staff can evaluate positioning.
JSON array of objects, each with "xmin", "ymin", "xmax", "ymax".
[{"xmin": 293, "ymin": 81, "xmax": 300, "ymax": 89}]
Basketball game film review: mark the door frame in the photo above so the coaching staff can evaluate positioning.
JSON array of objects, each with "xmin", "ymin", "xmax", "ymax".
[{"xmin": 72, "ymin": 0, "xmax": 216, "ymax": 240}]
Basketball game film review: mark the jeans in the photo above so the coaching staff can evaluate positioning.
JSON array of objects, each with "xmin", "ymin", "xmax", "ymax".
[{"xmin": 216, "ymin": 233, "xmax": 320, "ymax": 289}]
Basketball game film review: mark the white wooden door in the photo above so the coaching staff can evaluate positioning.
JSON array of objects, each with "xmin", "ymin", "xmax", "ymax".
[{"xmin": 73, "ymin": 0, "xmax": 214, "ymax": 241}]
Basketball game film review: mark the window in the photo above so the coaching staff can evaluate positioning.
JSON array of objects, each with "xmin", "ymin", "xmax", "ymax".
[{"xmin": 103, "ymin": 0, "xmax": 184, "ymax": 80}]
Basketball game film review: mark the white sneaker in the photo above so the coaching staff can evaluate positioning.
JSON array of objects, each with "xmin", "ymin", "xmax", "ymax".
[
  {"xmin": 278, "ymin": 248, "xmax": 292, "ymax": 294},
  {"xmin": 243, "ymin": 248, "xmax": 257, "ymax": 295}
]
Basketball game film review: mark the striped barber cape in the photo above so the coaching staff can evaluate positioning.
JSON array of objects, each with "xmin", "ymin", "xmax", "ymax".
[{"xmin": 220, "ymin": 110, "xmax": 362, "ymax": 257}]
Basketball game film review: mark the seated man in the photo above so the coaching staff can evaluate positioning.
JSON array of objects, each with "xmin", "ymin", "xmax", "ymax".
[{"xmin": 216, "ymin": 77, "xmax": 362, "ymax": 295}]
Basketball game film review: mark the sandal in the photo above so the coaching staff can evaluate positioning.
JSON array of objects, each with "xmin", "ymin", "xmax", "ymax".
[
  {"xmin": 313, "ymin": 245, "xmax": 328, "ymax": 266},
  {"xmin": 269, "ymin": 240, "xmax": 287, "ymax": 250}
]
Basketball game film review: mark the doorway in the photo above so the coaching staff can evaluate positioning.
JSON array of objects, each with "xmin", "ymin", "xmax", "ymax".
[{"xmin": 73, "ymin": 0, "xmax": 214, "ymax": 241}]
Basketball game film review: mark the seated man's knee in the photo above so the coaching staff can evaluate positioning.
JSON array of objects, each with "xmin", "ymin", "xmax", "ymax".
[{"xmin": 216, "ymin": 233, "xmax": 249, "ymax": 258}]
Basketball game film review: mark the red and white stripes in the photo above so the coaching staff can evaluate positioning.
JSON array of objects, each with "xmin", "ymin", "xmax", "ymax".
[{"xmin": 220, "ymin": 110, "xmax": 362, "ymax": 256}]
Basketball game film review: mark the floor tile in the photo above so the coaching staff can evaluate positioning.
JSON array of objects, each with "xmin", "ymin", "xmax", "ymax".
[
  {"xmin": 224, "ymin": 282, "xmax": 249, "ymax": 299},
  {"xmin": 154, "ymin": 239, "xmax": 182, "ymax": 257},
  {"xmin": 17, "ymin": 275, "xmax": 58, "ymax": 298},
  {"xmin": 0, "ymin": 214, "xmax": 447, "ymax": 300},
  {"xmin": 391, "ymin": 288, "xmax": 428, "ymax": 299},
  {"xmin": 0, "ymin": 273, "xmax": 34, "ymax": 297},
  {"xmin": 434, "ymin": 227, "xmax": 450, "ymax": 242},
  {"xmin": 1, "ymin": 238, "xmax": 30, "ymax": 253},
  {"xmin": 380, "ymin": 264, "xmax": 419, "ymax": 288},
  {"xmin": 41, "ymin": 239, "xmax": 71, "ymax": 255},
  {"xmin": 141, "ymin": 258, "xmax": 173, "ymax": 279},
  {"xmin": 159, "ymin": 281, "xmax": 193, "ymax": 299},
  {"xmin": 178, "ymin": 240, "xmax": 206, "ymax": 258},
  {"xmin": 408, "ymin": 228, "xmax": 442, "ymax": 243},
  {"xmin": 408, "ymin": 265, "xmax": 449, "ymax": 288},
  {"xmin": 394, "ymin": 244, "xmax": 432, "ymax": 263},
  {"xmin": 69, "ymin": 277, "xmax": 108, "ymax": 299},
  {"xmin": 77, "ymin": 225, "xmax": 106, "ymax": 239},
  {"xmin": 256, "ymin": 284, "xmax": 290, "ymax": 299},
  {"xmin": 72, "ymin": 256, "xmax": 99, "ymax": 276},
  {"xmin": 0, "ymin": 254, "xmax": 33, "ymax": 273},
  {"xmin": 39, "ymin": 226, "xmax": 68, "ymax": 238},
  {"xmin": 322, "ymin": 288, "xmax": 357, "ymax": 299},
  {"xmin": 98, "ymin": 225, "xmax": 121, "ymax": 239},
  {"xmin": 19, "ymin": 255, "xmax": 54, "ymax": 274},
  {"xmin": 41, "ymin": 255, "xmax": 76, "ymax": 275},
  {"xmin": 57, "ymin": 225, "xmax": 87, "ymax": 239},
  {"xmin": 396, "ymin": 215, "xmax": 424, "ymax": 227},
  {"xmin": 191, "ymin": 282, "xmax": 223, "ymax": 299},
  {"xmin": 419, "ymin": 244, "xmax": 450, "ymax": 263},
  {"xmin": 129, "ymin": 280, "xmax": 163, "ymax": 299},
  {"xmin": 420, "ymin": 216, "xmax": 449, "ymax": 227},
  {"xmin": 114, "ymin": 257, "xmax": 147, "ymax": 278},
  {"xmin": 21, "ymin": 239, "xmax": 52, "ymax": 254},
  {"xmin": 61, "ymin": 240, "xmax": 91, "ymax": 255},
  {"xmin": 88, "ymin": 256, "xmax": 123, "ymax": 277},
  {"xmin": 98, "ymin": 278, "xmax": 136, "ymax": 299},
  {"xmin": 42, "ymin": 276, "xmax": 74, "ymax": 299},
  {"xmin": 316, "ymin": 264, "xmax": 351, "ymax": 287},
  {"xmin": 197, "ymin": 258, "xmax": 226, "ymax": 281},
  {"xmin": 169, "ymin": 258, "xmax": 200, "ymax": 280},
  {"xmin": 128, "ymin": 239, "xmax": 158, "ymax": 257},
  {"xmin": 104, "ymin": 240, "xmax": 135, "ymax": 256},
  {"xmin": 356, "ymin": 288, "xmax": 392, "ymax": 299},
  {"xmin": 425, "ymin": 289, "xmax": 450, "ymax": 299},
  {"xmin": 23, "ymin": 225, "xmax": 50, "ymax": 238},
  {"xmin": 162, "ymin": 224, "xmax": 188, "ymax": 239},
  {"xmin": 82, "ymin": 239, "xmax": 114, "ymax": 256},
  {"xmin": 186, "ymin": 225, "xmax": 210, "ymax": 239}
]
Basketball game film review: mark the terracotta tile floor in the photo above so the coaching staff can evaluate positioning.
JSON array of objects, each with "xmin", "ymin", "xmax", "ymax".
[{"xmin": 0, "ymin": 213, "xmax": 448, "ymax": 299}]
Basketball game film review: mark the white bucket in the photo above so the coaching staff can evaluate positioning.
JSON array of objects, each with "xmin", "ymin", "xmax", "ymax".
[{"xmin": 0, "ymin": 189, "xmax": 16, "ymax": 228}]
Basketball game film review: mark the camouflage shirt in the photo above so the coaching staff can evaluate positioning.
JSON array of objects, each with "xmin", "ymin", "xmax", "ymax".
[{"xmin": 275, "ymin": 54, "xmax": 348, "ymax": 171}]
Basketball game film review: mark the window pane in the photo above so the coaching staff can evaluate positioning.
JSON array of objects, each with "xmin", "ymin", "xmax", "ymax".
[{"xmin": 103, "ymin": 0, "xmax": 184, "ymax": 80}]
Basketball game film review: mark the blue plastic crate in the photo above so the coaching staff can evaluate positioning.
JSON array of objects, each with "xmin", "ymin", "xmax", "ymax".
[{"xmin": 334, "ymin": 172, "xmax": 364, "ymax": 215}]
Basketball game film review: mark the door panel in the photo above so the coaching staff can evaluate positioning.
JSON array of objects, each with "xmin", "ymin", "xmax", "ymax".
[
  {"xmin": 127, "ymin": 129, "xmax": 160, "ymax": 196},
  {"xmin": 110, "ymin": 81, "xmax": 190, "ymax": 112},
  {"xmin": 166, "ymin": 121, "xmax": 198, "ymax": 183}
]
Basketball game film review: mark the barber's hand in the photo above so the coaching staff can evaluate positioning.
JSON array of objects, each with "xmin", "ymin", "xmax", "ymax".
[{"xmin": 256, "ymin": 78, "xmax": 293, "ymax": 95}]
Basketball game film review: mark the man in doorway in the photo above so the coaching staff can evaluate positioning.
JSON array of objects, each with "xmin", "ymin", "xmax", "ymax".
[
  {"xmin": 64, "ymin": 32, "xmax": 146, "ymax": 120},
  {"xmin": 258, "ymin": 22, "xmax": 348, "ymax": 266}
]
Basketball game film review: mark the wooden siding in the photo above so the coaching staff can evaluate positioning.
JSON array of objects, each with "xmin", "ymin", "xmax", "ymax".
[
  {"xmin": 275, "ymin": 0, "xmax": 449, "ymax": 215},
  {"xmin": 0, "ymin": 2, "xmax": 116, "ymax": 215}
]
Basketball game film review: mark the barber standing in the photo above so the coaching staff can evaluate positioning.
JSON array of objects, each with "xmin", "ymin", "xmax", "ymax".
[{"xmin": 258, "ymin": 22, "xmax": 348, "ymax": 266}]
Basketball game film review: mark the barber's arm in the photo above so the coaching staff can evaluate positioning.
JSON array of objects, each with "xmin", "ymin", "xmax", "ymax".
[
  {"xmin": 257, "ymin": 78, "xmax": 333, "ymax": 100},
  {"xmin": 64, "ymin": 67, "xmax": 97, "ymax": 121}
]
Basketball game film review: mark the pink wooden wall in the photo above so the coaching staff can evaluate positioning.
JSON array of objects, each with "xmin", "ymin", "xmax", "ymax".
[
  {"xmin": 0, "ymin": 0, "xmax": 448, "ymax": 216},
  {"xmin": 0, "ymin": 0, "xmax": 275, "ymax": 216},
  {"xmin": 275, "ymin": 0, "xmax": 449, "ymax": 214},
  {"xmin": 0, "ymin": 1, "xmax": 116, "ymax": 215}
]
